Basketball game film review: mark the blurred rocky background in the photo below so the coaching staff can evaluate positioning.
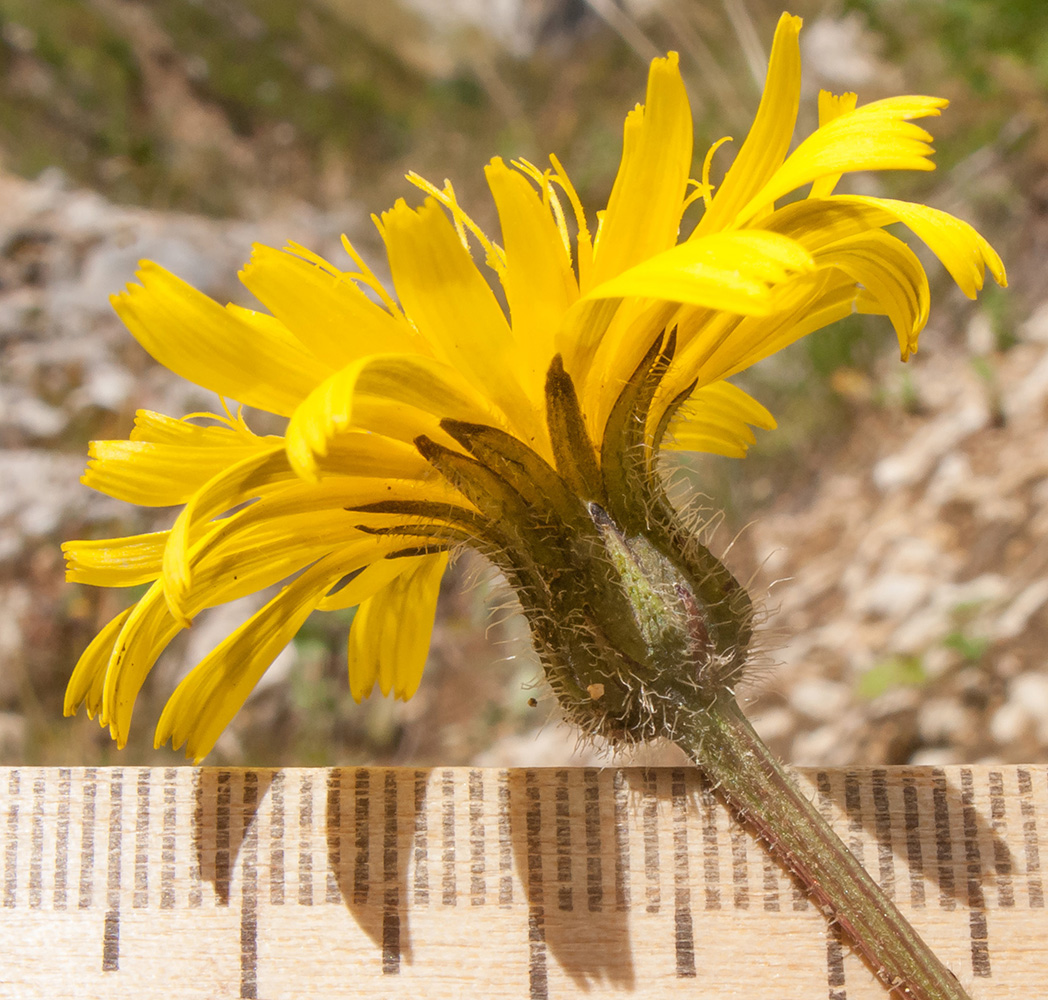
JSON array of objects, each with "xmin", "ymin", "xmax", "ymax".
[{"xmin": 0, "ymin": 0, "xmax": 1044, "ymax": 769}]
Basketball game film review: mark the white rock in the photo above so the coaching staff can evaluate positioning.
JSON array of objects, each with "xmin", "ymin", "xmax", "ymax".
[
  {"xmin": 1006, "ymin": 349, "xmax": 1048, "ymax": 418},
  {"xmin": 792, "ymin": 723, "xmax": 851, "ymax": 765},
  {"xmin": 873, "ymin": 405, "xmax": 988, "ymax": 491},
  {"xmin": 966, "ymin": 311, "xmax": 996, "ymax": 355},
  {"xmin": 0, "ymin": 712, "xmax": 26, "ymax": 758},
  {"xmin": 909, "ymin": 747, "xmax": 962, "ymax": 767},
  {"xmin": 1019, "ymin": 300, "xmax": 1048, "ymax": 343},
  {"xmin": 927, "ymin": 451, "xmax": 975, "ymax": 506},
  {"xmin": 750, "ymin": 705, "xmax": 795, "ymax": 743},
  {"xmin": 856, "ymin": 572, "xmax": 933, "ymax": 618},
  {"xmin": 5, "ymin": 393, "xmax": 68, "ymax": 439},
  {"xmin": 1011, "ymin": 673, "xmax": 1048, "ymax": 741},
  {"xmin": 918, "ymin": 698, "xmax": 970, "ymax": 743},
  {"xmin": 989, "ymin": 699, "xmax": 1029, "ymax": 746},
  {"xmin": 790, "ymin": 678, "xmax": 850, "ymax": 722},
  {"xmin": 70, "ymin": 362, "xmax": 135, "ymax": 412},
  {"xmin": 802, "ymin": 15, "xmax": 884, "ymax": 87},
  {"xmin": 996, "ymin": 579, "xmax": 1048, "ymax": 639}
]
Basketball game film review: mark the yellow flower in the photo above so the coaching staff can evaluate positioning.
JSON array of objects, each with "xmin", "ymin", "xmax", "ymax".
[{"xmin": 64, "ymin": 12, "xmax": 1004, "ymax": 762}]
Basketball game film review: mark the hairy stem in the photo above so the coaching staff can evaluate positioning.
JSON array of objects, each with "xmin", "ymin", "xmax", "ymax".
[{"xmin": 676, "ymin": 696, "xmax": 973, "ymax": 1000}]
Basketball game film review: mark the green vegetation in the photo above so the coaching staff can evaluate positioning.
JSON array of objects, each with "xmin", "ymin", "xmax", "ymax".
[
  {"xmin": 858, "ymin": 655, "xmax": 927, "ymax": 700},
  {"xmin": 845, "ymin": 0, "xmax": 1048, "ymax": 94}
]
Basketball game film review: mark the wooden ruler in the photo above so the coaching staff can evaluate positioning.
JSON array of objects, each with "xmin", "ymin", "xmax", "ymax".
[{"xmin": 1, "ymin": 764, "xmax": 1045, "ymax": 998}]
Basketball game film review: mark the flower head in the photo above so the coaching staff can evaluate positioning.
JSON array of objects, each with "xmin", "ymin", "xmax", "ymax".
[{"xmin": 65, "ymin": 13, "xmax": 1005, "ymax": 761}]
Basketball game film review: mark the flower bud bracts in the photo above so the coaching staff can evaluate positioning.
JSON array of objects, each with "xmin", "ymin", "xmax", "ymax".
[{"xmin": 360, "ymin": 340, "xmax": 753, "ymax": 745}]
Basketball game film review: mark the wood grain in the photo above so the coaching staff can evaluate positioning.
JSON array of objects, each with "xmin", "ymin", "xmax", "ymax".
[{"xmin": 0, "ymin": 764, "xmax": 1044, "ymax": 998}]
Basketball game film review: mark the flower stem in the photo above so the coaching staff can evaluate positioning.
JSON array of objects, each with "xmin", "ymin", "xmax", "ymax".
[{"xmin": 675, "ymin": 695, "xmax": 973, "ymax": 1000}]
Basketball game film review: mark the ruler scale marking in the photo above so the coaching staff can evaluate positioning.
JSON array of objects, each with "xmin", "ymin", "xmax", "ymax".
[
  {"xmin": 932, "ymin": 770, "xmax": 957, "ymax": 911},
  {"xmin": 987, "ymin": 771, "xmax": 1014, "ymax": 909},
  {"xmin": 612, "ymin": 769, "xmax": 630, "ymax": 912},
  {"xmin": 729, "ymin": 798, "xmax": 749, "ymax": 911},
  {"xmin": 381, "ymin": 769, "xmax": 400, "ymax": 975},
  {"xmin": 696, "ymin": 771, "xmax": 721, "ymax": 912},
  {"xmin": 53, "ymin": 767, "xmax": 71, "ymax": 910},
  {"xmin": 871, "ymin": 769, "xmax": 896, "ymax": 900},
  {"xmin": 901, "ymin": 776, "xmax": 926, "ymax": 909},
  {"xmin": 160, "ymin": 768, "xmax": 176, "ymax": 910},
  {"xmin": 28, "ymin": 775, "xmax": 43, "ymax": 910},
  {"xmin": 583, "ymin": 768, "xmax": 602, "ymax": 914},
  {"xmin": 827, "ymin": 918, "xmax": 849, "ymax": 1000},
  {"xmin": 1017, "ymin": 767, "xmax": 1044, "ymax": 908},
  {"xmin": 76, "ymin": 767, "xmax": 96, "ymax": 911},
  {"xmin": 352, "ymin": 768, "xmax": 368, "ymax": 907},
  {"xmin": 642, "ymin": 769, "xmax": 661, "ymax": 914},
  {"xmin": 188, "ymin": 771, "xmax": 203, "ymax": 909},
  {"xmin": 959, "ymin": 768, "xmax": 991, "ymax": 978},
  {"xmin": 240, "ymin": 771, "xmax": 259, "ymax": 1000},
  {"xmin": 1, "ymin": 765, "xmax": 1047, "ymax": 998},
  {"xmin": 523, "ymin": 769, "xmax": 548, "ymax": 1000},
  {"xmin": 269, "ymin": 769, "xmax": 285, "ymax": 907},
  {"xmin": 843, "ymin": 771, "xmax": 865, "ymax": 867},
  {"xmin": 412, "ymin": 770, "xmax": 429, "ymax": 906},
  {"xmin": 817, "ymin": 771, "xmax": 848, "ymax": 997},
  {"xmin": 469, "ymin": 768, "xmax": 485, "ymax": 907},
  {"xmin": 3, "ymin": 770, "xmax": 18, "ymax": 909},
  {"xmin": 133, "ymin": 769, "xmax": 149, "ymax": 909},
  {"xmin": 101, "ymin": 768, "xmax": 123, "ymax": 972},
  {"xmin": 761, "ymin": 851, "xmax": 780, "ymax": 912},
  {"xmin": 670, "ymin": 769, "xmax": 696, "ymax": 978},
  {"xmin": 440, "ymin": 769, "xmax": 455, "ymax": 908},
  {"xmin": 554, "ymin": 769, "xmax": 572, "ymax": 913},
  {"xmin": 326, "ymin": 770, "xmax": 342, "ymax": 905},
  {"xmin": 497, "ymin": 769, "xmax": 513, "ymax": 907},
  {"xmin": 212, "ymin": 770, "xmax": 232, "ymax": 906},
  {"xmin": 297, "ymin": 772, "xmax": 313, "ymax": 907}
]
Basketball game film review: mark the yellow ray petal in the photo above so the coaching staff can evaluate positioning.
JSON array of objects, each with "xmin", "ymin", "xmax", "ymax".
[
  {"xmin": 764, "ymin": 197, "xmax": 895, "ymax": 251},
  {"xmin": 348, "ymin": 551, "xmax": 448, "ymax": 702},
  {"xmin": 589, "ymin": 52, "xmax": 693, "ymax": 287},
  {"xmin": 316, "ymin": 557, "xmax": 419, "ymax": 612},
  {"xmin": 284, "ymin": 353, "xmax": 504, "ymax": 480},
  {"xmin": 660, "ymin": 380, "xmax": 775, "ymax": 457},
  {"xmin": 166, "ymin": 480, "xmax": 451, "ymax": 633},
  {"xmin": 584, "ymin": 230, "xmax": 814, "ymax": 311},
  {"xmin": 693, "ymin": 13, "xmax": 803, "ymax": 237},
  {"xmin": 379, "ymin": 198, "xmax": 535, "ymax": 437},
  {"xmin": 813, "ymin": 229, "xmax": 930, "ymax": 360},
  {"xmin": 87, "ymin": 529, "xmax": 398, "ymax": 746},
  {"xmin": 184, "ymin": 515, "xmax": 408, "ymax": 620},
  {"xmin": 64, "ymin": 607, "xmax": 133, "ymax": 720},
  {"xmin": 822, "ymin": 195, "xmax": 1007, "ymax": 298},
  {"xmin": 735, "ymin": 96, "xmax": 949, "ymax": 225},
  {"xmin": 83, "ymin": 417, "xmax": 280, "ymax": 507},
  {"xmin": 111, "ymin": 263, "xmax": 329, "ymax": 416},
  {"xmin": 129, "ymin": 409, "xmax": 251, "ymax": 445},
  {"xmin": 309, "ymin": 428, "xmax": 436, "ymax": 480},
  {"xmin": 657, "ymin": 275, "xmax": 857, "ymax": 406},
  {"xmin": 101, "ymin": 581, "xmax": 183, "ymax": 746},
  {"xmin": 238, "ymin": 243, "xmax": 421, "ymax": 368},
  {"xmin": 691, "ymin": 379, "xmax": 777, "ymax": 430},
  {"xmin": 581, "ymin": 298, "xmax": 679, "ymax": 443},
  {"xmin": 156, "ymin": 542, "xmax": 402, "ymax": 762},
  {"xmin": 485, "ymin": 158, "xmax": 578, "ymax": 398},
  {"xmin": 810, "ymin": 90, "xmax": 858, "ymax": 198},
  {"xmin": 711, "ymin": 285, "xmax": 858, "ymax": 386},
  {"xmin": 162, "ymin": 443, "xmax": 294, "ymax": 625},
  {"xmin": 556, "ymin": 298, "xmax": 621, "ymax": 390},
  {"xmin": 64, "ymin": 531, "xmax": 168, "ymax": 588},
  {"xmin": 177, "ymin": 477, "xmax": 464, "ymax": 616}
]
